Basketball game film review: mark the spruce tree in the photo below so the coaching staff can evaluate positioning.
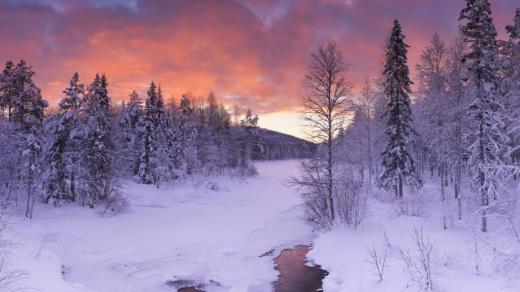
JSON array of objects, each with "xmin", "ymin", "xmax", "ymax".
[
  {"xmin": 45, "ymin": 73, "xmax": 86, "ymax": 204},
  {"xmin": 0, "ymin": 61, "xmax": 15, "ymax": 119},
  {"xmin": 459, "ymin": 0, "xmax": 509, "ymax": 232},
  {"xmin": 178, "ymin": 94, "xmax": 197, "ymax": 175},
  {"xmin": 118, "ymin": 90, "xmax": 143, "ymax": 176},
  {"xmin": 138, "ymin": 82, "xmax": 169, "ymax": 184},
  {"xmin": 377, "ymin": 20, "xmax": 422, "ymax": 199},
  {"xmin": 9, "ymin": 60, "xmax": 48, "ymax": 217},
  {"xmin": 83, "ymin": 74, "xmax": 114, "ymax": 207}
]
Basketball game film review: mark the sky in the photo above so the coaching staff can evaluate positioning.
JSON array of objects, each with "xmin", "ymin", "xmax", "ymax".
[{"xmin": 0, "ymin": 0, "xmax": 518, "ymax": 138}]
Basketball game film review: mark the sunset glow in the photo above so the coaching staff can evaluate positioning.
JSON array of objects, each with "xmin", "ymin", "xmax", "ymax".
[{"xmin": 0, "ymin": 0, "xmax": 517, "ymax": 137}]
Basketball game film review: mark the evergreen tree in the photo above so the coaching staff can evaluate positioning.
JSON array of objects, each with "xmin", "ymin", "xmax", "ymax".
[
  {"xmin": 502, "ymin": 9, "xmax": 520, "ymax": 168},
  {"xmin": 377, "ymin": 20, "xmax": 422, "ymax": 199},
  {"xmin": 459, "ymin": 0, "xmax": 510, "ymax": 232},
  {"xmin": 138, "ymin": 82, "xmax": 169, "ymax": 184},
  {"xmin": 83, "ymin": 74, "xmax": 114, "ymax": 207},
  {"xmin": 9, "ymin": 60, "xmax": 48, "ymax": 218},
  {"xmin": 45, "ymin": 73, "xmax": 86, "ymax": 204},
  {"xmin": 118, "ymin": 90, "xmax": 143, "ymax": 176},
  {"xmin": 178, "ymin": 94, "xmax": 197, "ymax": 175},
  {"xmin": 0, "ymin": 61, "xmax": 15, "ymax": 119}
]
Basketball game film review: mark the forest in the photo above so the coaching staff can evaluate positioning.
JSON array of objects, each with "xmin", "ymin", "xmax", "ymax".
[
  {"xmin": 1, "ymin": 0, "xmax": 520, "ymax": 291},
  {"xmin": 0, "ymin": 65, "xmax": 312, "ymax": 218}
]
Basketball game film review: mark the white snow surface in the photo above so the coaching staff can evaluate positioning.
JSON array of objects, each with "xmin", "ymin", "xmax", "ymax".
[
  {"xmin": 9, "ymin": 160, "xmax": 313, "ymax": 292},
  {"xmin": 7, "ymin": 160, "xmax": 520, "ymax": 292},
  {"xmin": 308, "ymin": 183, "xmax": 520, "ymax": 292}
]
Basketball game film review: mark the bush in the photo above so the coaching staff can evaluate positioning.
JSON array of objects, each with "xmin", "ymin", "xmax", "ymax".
[{"xmin": 335, "ymin": 175, "xmax": 367, "ymax": 228}]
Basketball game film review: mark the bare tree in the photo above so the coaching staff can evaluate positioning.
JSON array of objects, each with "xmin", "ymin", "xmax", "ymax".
[
  {"xmin": 301, "ymin": 41, "xmax": 352, "ymax": 222},
  {"xmin": 356, "ymin": 77, "xmax": 377, "ymax": 189}
]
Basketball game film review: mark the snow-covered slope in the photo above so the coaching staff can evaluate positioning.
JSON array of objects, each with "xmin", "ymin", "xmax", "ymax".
[{"xmin": 10, "ymin": 160, "xmax": 312, "ymax": 292}]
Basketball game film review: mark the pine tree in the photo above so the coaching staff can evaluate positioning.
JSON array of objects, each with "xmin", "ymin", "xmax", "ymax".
[
  {"xmin": 178, "ymin": 94, "xmax": 197, "ymax": 175},
  {"xmin": 0, "ymin": 61, "xmax": 15, "ymax": 119},
  {"xmin": 9, "ymin": 60, "xmax": 48, "ymax": 218},
  {"xmin": 138, "ymin": 82, "xmax": 169, "ymax": 184},
  {"xmin": 83, "ymin": 74, "xmax": 114, "ymax": 207},
  {"xmin": 502, "ymin": 9, "xmax": 520, "ymax": 170},
  {"xmin": 459, "ymin": 0, "xmax": 509, "ymax": 232},
  {"xmin": 377, "ymin": 20, "xmax": 422, "ymax": 199},
  {"xmin": 118, "ymin": 90, "xmax": 143, "ymax": 176},
  {"xmin": 45, "ymin": 73, "xmax": 86, "ymax": 204}
]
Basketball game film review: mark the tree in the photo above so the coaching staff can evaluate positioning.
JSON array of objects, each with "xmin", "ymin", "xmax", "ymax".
[
  {"xmin": 178, "ymin": 94, "xmax": 198, "ymax": 175},
  {"xmin": 118, "ymin": 90, "xmax": 143, "ymax": 176},
  {"xmin": 459, "ymin": 0, "xmax": 509, "ymax": 232},
  {"xmin": 445, "ymin": 34, "xmax": 470, "ymax": 221},
  {"xmin": 45, "ymin": 73, "xmax": 86, "ymax": 204},
  {"xmin": 0, "ymin": 61, "xmax": 15, "ymax": 119},
  {"xmin": 299, "ymin": 41, "xmax": 352, "ymax": 225},
  {"xmin": 377, "ymin": 20, "xmax": 422, "ymax": 199},
  {"xmin": 356, "ymin": 77, "xmax": 378, "ymax": 189},
  {"xmin": 9, "ymin": 60, "xmax": 47, "ymax": 218},
  {"xmin": 502, "ymin": 9, "xmax": 520, "ymax": 171},
  {"xmin": 83, "ymin": 74, "xmax": 114, "ymax": 207},
  {"xmin": 137, "ymin": 83, "xmax": 172, "ymax": 184}
]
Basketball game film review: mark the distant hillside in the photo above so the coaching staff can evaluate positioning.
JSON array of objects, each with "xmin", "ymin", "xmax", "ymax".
[{"xmin": 252, "ymin": 128, "xmax": 315, "ymax": 160}]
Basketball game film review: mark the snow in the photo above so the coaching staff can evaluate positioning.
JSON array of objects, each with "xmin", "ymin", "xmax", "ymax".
[
  {"xmin": 9, "ymin": 160, "xmax": 313, "ymax": 292},
  {"xmin": 308, "ymin": 181, "xmax": 520, "ymax": 292},
  {"xmin": 8, "ymin": 161, "xmax": 520, "ymax": 292}
]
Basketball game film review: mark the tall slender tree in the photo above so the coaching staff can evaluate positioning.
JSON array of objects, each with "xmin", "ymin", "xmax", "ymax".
[
  {"xmin": 10, "ymin": 60, "xmax": 48, "ymax": 217},
  {"xmin": 377, "ymin": 20, "xmax": 422, "ymax": 199},
  {"xmin": 45, "ymin": 73, "xmax": 86, "ymax": 204},
  {"xmin": 459, "ymin": 0, "xmax": 510, "ymax": 232},
  {"xmin": 299, "ymin": 41, "xmax": 352, "ymax": 226},
  {"xmin": 83, "ymin": 74, "xmax": 114, "ymax": 207}
]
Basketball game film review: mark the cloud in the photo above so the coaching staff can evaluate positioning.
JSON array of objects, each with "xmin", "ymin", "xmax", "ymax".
[{"xmin": 0, "ymin": 0, "xmax": 516, "ymax": 114}]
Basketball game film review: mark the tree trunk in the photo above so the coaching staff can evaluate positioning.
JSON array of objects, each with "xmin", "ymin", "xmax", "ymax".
[
  {"xmin": 367, "ymin": 117, "xmax": 373, "ymax": 191},
  {"xmin": 328, "ymin": 119, "xmax": 334, "ymax": 221},
  {"xmin": 398, "ymin": 174, "xmax": 403, "ymax": 199}
]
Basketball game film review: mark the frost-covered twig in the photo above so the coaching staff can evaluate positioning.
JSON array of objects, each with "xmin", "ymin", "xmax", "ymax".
[{"xmin": 367, "ymin": 244, "xmax": 388, "ymax": 282}]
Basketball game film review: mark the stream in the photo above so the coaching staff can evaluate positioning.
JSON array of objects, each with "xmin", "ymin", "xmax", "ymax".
[{"xmin": 176, "ymin": 245, "xmax": 328, "ymax": 292}]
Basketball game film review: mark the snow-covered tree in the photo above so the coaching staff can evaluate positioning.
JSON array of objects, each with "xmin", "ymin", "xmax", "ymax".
[
  {"xmin": 294, "ymin": 41, "xmax": 353, "ymax": 228},
  {"xmin": 138, "ymin": 82, "xmax": 170, "ymax": 184},
  {"xmin": 0, "ymin": 61, "xmax": 15, "ymax": 119},
  {"xmin": 459, "ymin": 0, "xmax": 509, "ymax": 232},
  {"xmin": 178, "ymin": 94, "xmax": 198, "ymax": 175},
  {"xmin": 82, "ymin": 74, "xmax": 114, "ymax": 207},
  {"xmin": 377, "ymin": 20, "xmax": 422, "ymax": 199},
  {"xmin": 45, "ymin": 73, "xmax": 86, "ymax": 204},
  {"xmin": 9, "ymin": 60, "xmax": 48, "ymax": 218},
  {"xmin": 501, "ymin": 9, "xmax": 520, "ymax": 170},
  {"xmin": 444, "ymin": 34, "xmax": 470, "ymax": 220},
  {"xmin": 117, "ymin": 90, "xmax": 143, "ymax": 176}
]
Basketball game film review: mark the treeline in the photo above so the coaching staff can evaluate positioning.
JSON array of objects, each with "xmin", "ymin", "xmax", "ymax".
[{"xmin": 0, "ymin": 63, "xmax": 309, "ymax": 217}]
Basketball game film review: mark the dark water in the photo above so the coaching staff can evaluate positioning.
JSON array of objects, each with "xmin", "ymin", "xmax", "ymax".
[
  {"xmin": 274, "ymin": 245, "xmax": 328, "ymax": 292},
  {"xmin": 174, "ymin": 245, "xmax": 327, "ymax": 292},
  {"xmin": 177, "ymin": 288, "xmax": 202, "ymax": 292}
]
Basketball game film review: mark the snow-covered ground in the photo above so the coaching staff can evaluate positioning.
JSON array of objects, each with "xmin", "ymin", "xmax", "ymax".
[
  {"xmin": 6, "ymin": 160, "xmax": 520, "ymax": 292},
  {"xmin": 8, "ymin": 160, "xmax": 313, "ymax": 292},
  {"xmin": 308, "ymin": 181, "xmax": 520, "ymax": 292}
]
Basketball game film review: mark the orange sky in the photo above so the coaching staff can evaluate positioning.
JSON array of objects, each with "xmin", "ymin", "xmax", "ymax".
[{"xmin": 0, "ymin": 0, "xmax": 517, "ymax": 138}]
